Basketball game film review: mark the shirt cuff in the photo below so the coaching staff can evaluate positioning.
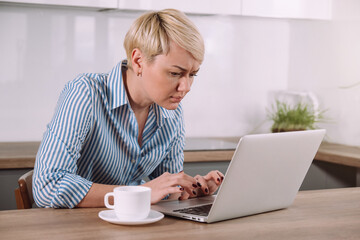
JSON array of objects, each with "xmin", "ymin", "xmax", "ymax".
[{"xmin": 51, "ymin": 174, "xmax": 93, "ymax": 208}]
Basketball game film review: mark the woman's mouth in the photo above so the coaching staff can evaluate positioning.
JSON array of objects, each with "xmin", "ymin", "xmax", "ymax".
[{"xmin": 170, "ymin": 96, "xmax": 183, "ymax": 103}]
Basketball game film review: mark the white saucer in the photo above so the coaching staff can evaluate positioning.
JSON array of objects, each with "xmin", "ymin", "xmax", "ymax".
[{"xmin": 98, "ymin": 209, "xmax": 164, "ymax": 225}]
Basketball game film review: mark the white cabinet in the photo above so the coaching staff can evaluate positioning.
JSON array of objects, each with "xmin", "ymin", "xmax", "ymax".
[
  {"xmin": 241, "ymin": 0, "xmax": 332, "ymax": 20},
  {"xmin": 0, "ymin": 0, "xmax": 241, "ymax": 14},
  {"xmin": 118, "ymin": 0, "xmax": 332, "ymax": 19},
  {"xmin": 117, "ymin": 0, "xmax": 242, "ymax": 15},
  {"xmin": 0, "ymin": 0, "xmax": 332, "ymax": 20},
  {"xmin": 0, "ymin": 0, "xmax": 118, "ymax": 9}
]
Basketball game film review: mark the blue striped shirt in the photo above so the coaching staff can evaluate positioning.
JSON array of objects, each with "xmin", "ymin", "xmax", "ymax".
[{"xmin": 33, "ymin": 60, "xmax": 185, "ymax": 208}]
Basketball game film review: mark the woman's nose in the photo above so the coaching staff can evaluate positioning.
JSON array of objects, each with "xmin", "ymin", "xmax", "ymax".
[{"xmin": 177, "ymin": 77, "xmax": 192, "ymax": 93}]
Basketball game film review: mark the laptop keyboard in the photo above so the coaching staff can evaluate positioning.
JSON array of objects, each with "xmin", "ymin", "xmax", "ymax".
[{"xmin": 173, "ymin": 204, "xmax": 213, "ymax": 216}]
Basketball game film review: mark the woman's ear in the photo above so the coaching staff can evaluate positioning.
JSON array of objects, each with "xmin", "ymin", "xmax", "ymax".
[{"xmin": 131, "ymin": 48, "xmax": 143, "ymax": 76}]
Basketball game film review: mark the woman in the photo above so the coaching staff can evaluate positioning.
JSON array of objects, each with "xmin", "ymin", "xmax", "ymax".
[{"xmin": 33, "ymin": 9, "xmax": 224, "ymax": 208}]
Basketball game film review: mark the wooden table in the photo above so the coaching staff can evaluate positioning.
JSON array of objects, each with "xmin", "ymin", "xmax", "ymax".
[{"xmin": 0, "ymin": 188, "xmax": 359, "ymax": 240}]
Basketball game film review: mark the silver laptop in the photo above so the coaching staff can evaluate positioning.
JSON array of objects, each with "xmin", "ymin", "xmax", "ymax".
[{"xmin": 152, "ymin": 129, "xmax": 326, "ymax": 223}]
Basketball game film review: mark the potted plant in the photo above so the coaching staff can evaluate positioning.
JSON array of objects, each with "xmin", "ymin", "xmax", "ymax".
[{"xmin": 268, "ymin": 100, "xmax": 325, "ymax": 133}]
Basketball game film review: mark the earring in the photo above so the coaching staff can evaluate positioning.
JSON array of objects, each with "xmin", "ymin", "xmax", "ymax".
[{"xmin": 137, "ymin": 72, "xmax": 142, "ymax": 77}]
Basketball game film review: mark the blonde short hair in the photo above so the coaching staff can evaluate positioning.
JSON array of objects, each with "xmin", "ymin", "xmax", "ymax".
[{"xmin": 124, "ymin": 9, "xmax": 204, "ymax": 68}]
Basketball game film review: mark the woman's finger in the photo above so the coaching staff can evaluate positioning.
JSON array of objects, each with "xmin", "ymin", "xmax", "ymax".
[
  {"xmin": 144, "ymin": 171, "xmax": 206, "ymax": 203},
  {"xmin": 172, "ymin": 172, "xmax": 199, "ymax": 196},
  {"xmin": 150, "ymin": 186, "xmax": 184, "ymax": 204},
  {"xmin": 216, "ymin": 170, "xmax": 225, "ymax": 181},
  {"xmin": 179, "ymin": 189, "xmax": 190, "ymax": 200},
  {"xmin": 204, "ymin": 170, "xmax": 224, "ymax": 185},
  {"xmin": 194, "ymin": 175, "xmax": 210, "ymax": 195},
  {"xmin": 177, "ymin": 171, "xmax": 200, "ymax": 186},
  {"xmin": 165, "ymin": 186, "xmax": 184, "ymax": 196}
]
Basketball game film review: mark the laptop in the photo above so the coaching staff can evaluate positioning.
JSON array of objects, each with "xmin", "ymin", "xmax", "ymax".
[{"xmin": 152, "ymin": 129, "xmax": 326, "ymax": 223}]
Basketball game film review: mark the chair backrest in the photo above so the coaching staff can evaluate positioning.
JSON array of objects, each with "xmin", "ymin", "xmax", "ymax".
[{"xmin": 14, "ymin": 170, "xmax": 34, "ymax": 209}]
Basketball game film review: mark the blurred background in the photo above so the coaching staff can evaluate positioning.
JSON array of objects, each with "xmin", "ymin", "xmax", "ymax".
[{"xmin": 0, "ymin": 0, "xmax": 359, "ymax": 146}]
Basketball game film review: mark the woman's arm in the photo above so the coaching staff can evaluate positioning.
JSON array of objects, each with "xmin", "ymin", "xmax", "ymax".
[
  {"xmin": 77, "ymin": 172, "xmax": 199, "ymax": 207},
  {"xmin": 76, "ymin": 183, "xmax": 118, "ymax": 207},
  {"xmin": 33, "ymin": 77, "xmax": 94, "ymax": 208}
]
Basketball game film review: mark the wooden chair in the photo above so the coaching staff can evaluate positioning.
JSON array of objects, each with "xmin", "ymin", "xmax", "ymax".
[{"xmin": 14, "ymin": 170, "xmax": 34, "ymax": 209}]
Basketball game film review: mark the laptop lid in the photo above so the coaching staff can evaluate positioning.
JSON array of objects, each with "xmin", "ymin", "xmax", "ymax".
[{"xmin": 153, "ymin": 129, "xmax": 326, "ymax": 223}]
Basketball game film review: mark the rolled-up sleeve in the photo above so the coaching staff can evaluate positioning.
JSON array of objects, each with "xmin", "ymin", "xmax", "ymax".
[{"xmin": 33, "ymin": 77, "xmax": 94, "ymax": 208}]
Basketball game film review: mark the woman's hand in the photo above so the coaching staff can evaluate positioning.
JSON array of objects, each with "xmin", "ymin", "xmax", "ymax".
[
  {"xmin": 178, "ymin": 170, "xmax": 224, "ymax": 200},
  {"xmin": 142, "ymin": 171, "xmax": 199, "ymax": 204}
]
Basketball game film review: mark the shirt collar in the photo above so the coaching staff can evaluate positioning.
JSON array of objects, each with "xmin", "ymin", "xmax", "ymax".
[
  {"xmin": 154, "ymin": 104, "xmax": 176, "ymax": 126},
  {"xmin": 160, "ymin": 106, "xmax": 176, "ymax": 119},
  {"xmin": 107, "ymin": 60, "xmax": 128, "ymax": 110}
]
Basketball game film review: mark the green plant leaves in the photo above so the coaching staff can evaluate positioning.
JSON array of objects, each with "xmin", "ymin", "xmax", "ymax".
[{"xmin": 268, "ymin": 100, "xmax": 325, "ymax": 132}]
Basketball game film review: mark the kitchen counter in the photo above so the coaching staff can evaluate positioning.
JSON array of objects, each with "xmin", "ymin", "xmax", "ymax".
[
  {"xmin": 184, "ymin": 137, "xmax": 360, "ymax": 168},
  {"xmin": 1, "ymin": 138, "xmax": 360, "ymax": 169},
  {"xmin": 0, "ymin": 142, "xmax": 39, "ymax": 169}
]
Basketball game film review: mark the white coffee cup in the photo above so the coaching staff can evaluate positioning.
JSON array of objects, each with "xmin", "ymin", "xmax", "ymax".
[{"xmin": 104, "ymin": 186, "xmax": 151, "ymax": 220}]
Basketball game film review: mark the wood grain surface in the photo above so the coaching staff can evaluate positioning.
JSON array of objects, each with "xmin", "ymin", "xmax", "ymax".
[{"xmin": 0, "ymin": 188, "xmax": 359, "ymax": 240}]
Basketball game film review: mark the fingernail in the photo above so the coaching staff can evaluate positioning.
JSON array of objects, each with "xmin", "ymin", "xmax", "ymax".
[
  {"xmin": 179, "ymin": 187, "xmax": 184, "ymax": 191},
  {"xmin": 221, "ymin": 176, "xmax": 224, "ymax": 181},
  {"xmin": 192, "ymin": 191, "xmax": 197, "ymax": 195},
  {"xmin": 217, "ymin": 178, "xmax": 221, "ymax": 182},
  {"xmin": 192, "ymin": 184, "xmax": 198, "ymax": 188},
  {"xmin": 205, "ymin": 188, "xmax": 209, "ymax": 193},
  {"xmin": 178, "ymin": 197, "xmax": 182, "ymax": 201},
  {"xmin": 179, "ymin": 170, "xmax": 183, "ymax": 173},
  {"xmin": 197, "ymin": 182, "xmax": 202, "ymax": 187}
]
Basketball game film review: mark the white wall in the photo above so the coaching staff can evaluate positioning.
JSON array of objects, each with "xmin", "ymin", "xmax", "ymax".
[
  {"xmin": 183, "ymin": 15, "xmax": 289, "ymax": 137},
  {"xmin": 287, "ymin": 0, "xmax": 360, "ymax": 146},
  {"xmin": 0, "ymin": 5, "xmax": 290, "ymax": 141},
  {"xmin": 5, "ymin": 1, "xmax": 358, "ymax": 146}
]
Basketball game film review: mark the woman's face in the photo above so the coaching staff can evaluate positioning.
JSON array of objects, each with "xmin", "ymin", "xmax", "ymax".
[{"xmin": 140, "ymin": 42, "xmax": 200, "ymax": 110}]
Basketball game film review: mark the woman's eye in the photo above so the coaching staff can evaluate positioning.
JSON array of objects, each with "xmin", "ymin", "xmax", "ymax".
[
  {"xmin": 170, "ymin": 72, "xmax": 181, "ymax": 77},
  {"xmin": 190, "ymin": 73, "xmax": 198, "ymax": 78}
]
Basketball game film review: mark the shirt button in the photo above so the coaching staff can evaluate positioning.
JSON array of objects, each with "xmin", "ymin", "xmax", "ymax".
[{"xmin": 131, "ymin": 159, "xmax": 136, "ymax": 164}]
